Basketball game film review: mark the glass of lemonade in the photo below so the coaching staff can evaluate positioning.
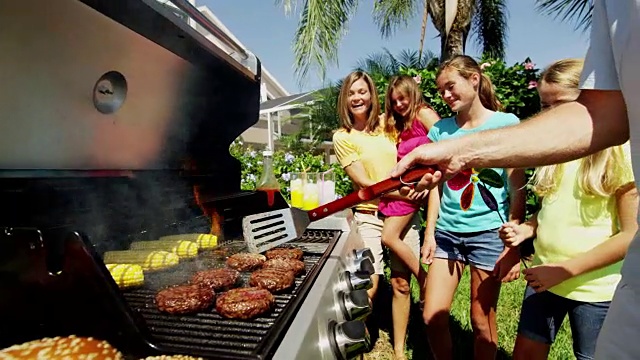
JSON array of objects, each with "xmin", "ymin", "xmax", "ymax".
[
  {"xmin": 302, "ymin": 173, "xmax": 320, "ymax": 210},
  {"xmin": 290, "ymin": 172, "xmax": 305, "ymax": 208}
]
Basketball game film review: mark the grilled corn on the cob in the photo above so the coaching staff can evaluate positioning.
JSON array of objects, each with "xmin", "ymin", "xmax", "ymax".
[
  {"xmin": 103, "ymin": 250, "xmax": 179, "ymax": 271},
  {"xmin": 129, "ymin": 240, "xmax": 198, "ymax": 258},
  {"xmin": 159, "ymin": 233, "xmax": 218, "ymax": 249},
  {"xmin": 106, "ymin": 263, "xmax": 145, "ymax": 289}
]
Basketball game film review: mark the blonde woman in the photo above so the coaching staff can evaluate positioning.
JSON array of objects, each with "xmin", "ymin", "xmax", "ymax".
[
  {"xmin": 499, "ymin": 58, "xmax": 639, "ymax": 360},
  {"xmin": 332, "ymin": 71, "xmax": 426, "ymax": 359}
]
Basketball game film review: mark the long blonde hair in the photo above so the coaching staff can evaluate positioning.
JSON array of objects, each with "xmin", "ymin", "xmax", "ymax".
[
  {"xmin": 337, "ymin": 71, "xmax": 381, "ymax": 133},
  {"xmin": 436, "ymin": 55, "xmax": 503, "ymax": 111},
  {"xmin": 532, "ymin": 58, "xmax": 631, "ymax": 197},
  {"xmin": 383, "ymin": 75, "xmax": 428, "ymax": 136}
]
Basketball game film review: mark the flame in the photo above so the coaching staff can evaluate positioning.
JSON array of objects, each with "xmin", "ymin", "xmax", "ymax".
[
  {"xmin": 193, "ymin": 185, "xmax": 222, "ymax": 237},
  {"xmin": 210, "ymin": 208, "xmax": 222, "ymax": 237}
]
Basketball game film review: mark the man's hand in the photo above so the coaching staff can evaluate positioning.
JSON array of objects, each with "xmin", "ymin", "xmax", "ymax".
[
  {"xmin": 523, "ymin": 264, "xmax": 572, "ymax": 292},
  {"xmin": 492, "ymin": 247, "xmax": 521, "ymax": 282},
  {"xmin": 499, "ymin": 221, "xmax": 528, "ymax": 248},
  {"xmin": 390, "ymin": 140, "xmax": 465, "ymax": 192}
]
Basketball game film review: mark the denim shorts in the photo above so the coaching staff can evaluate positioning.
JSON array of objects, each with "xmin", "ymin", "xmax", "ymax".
[
  {"xmin": 518, "ymin": 286, "xmax": 610, "ymax": 360},
  {"xmin": 433, "ymin": 228, "xmax": 504, "ymax": 271}
]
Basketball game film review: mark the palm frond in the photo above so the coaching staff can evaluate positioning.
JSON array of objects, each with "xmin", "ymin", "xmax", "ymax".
[
  {"xmin": 373, "ymin": 0, "xmax": 419, "ymax": 38},
  {"xmin": 472, "ymin": 0, "xmax": 508, "ymax": 60},
  {"xmin": 383, "ymin": 48, "xmax": 401, "ymax": 72},
  {"xmin": 295, "ymin": 85, "xmax": 342, "ymax": 142},
  {"xmin": 275, "ymin": 0, "xmax": 300, "ymax": 15},
  {"xmin": 397, "ymin": 49, "xmax": 437, "ymax": 68},
  {"xmin": 354, "ymin": 48, "xmax": 399, "ymax": 77},
  {"xmin": 535, "ymin": 0, "xmax": 593, "ymax": 33},
  {"xmin": 291, "ymin": 0, "xmax": 358, "ymax": 85}
]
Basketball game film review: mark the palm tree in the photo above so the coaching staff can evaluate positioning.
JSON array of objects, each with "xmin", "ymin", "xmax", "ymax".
[
  {"xmin": 276, "ymin": 0, "xmax": 508, "ymax": 84},
  {"xmin": 535, "ymin": 0, "xmax": 593, "ymax": 32}
]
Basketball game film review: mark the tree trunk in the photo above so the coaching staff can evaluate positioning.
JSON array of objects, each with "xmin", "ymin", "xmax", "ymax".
[
  {"xmin": 439, "ymin": 23, "xmax": 470, "ymax": 61},
  {"xmin": 428, "ymin": 0, "xmax": 475, "ymax": 62},
  {"xmin": 418, "ymin": 1, "xmax": 429, "ymax": 61}
]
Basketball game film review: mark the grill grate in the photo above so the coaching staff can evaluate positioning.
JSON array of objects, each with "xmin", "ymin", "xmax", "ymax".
[{"xmin": 120, "ymin": 229, "xmax": 340, "ymax": 359}]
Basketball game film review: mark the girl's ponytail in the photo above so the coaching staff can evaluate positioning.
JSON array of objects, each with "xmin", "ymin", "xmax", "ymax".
[{"xmin": 478, "ymin": 73, "xmax": 502, "ymax": 111}]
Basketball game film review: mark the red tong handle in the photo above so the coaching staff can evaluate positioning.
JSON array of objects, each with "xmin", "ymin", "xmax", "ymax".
[{"xmin": 308, "ymin": 165, "xmax": 437, "ymax": 221}]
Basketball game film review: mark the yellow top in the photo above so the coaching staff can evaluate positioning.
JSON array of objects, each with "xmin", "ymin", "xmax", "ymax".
[
  {"xmin": 332, "ymin": 128, "xmax": 397, "ymax": 211},
  {"xmin": 534, "ymin": 144, "xmax": 634, "ymax": 302}
]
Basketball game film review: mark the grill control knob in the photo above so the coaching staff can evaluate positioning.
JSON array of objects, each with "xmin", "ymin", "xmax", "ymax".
[
  {"xmin": 353, "ymin": 248, "xmax": 374, "ymax": 262},
  {"xmin": 349, "ymin": 256, "xmax": 375, "ymax": 276},
  {"xmin": 339, "ymin": 289, "xmax": 372, "ymax": 321},
  {"xmin": 330, "ymin": 320, "xmax": 372, "ymax": 360},
  {"xmin": 346, "ymin": 271, "xmax": 372, "ymax": 291}
]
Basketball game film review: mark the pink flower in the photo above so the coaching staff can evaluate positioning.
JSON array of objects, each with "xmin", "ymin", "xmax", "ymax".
[
  {"xmin": 413, "ymin": 75, "xmax": 422, "ymax": 84},
  {"xmin": 528, "ymin": 80, "xmax": 538, "ymax": 89},
  {"xmin": 524, "ymin": 61, "xmax": 535, "ymax": 70},
  {"xmin": 480, "ymin": 62, "xmax": 491, "ymax": 70}
]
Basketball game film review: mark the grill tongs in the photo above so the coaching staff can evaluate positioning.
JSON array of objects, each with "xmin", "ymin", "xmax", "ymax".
[{"xmin": 242, "ymin": 166, "xmax": 436, "ymax": 253}]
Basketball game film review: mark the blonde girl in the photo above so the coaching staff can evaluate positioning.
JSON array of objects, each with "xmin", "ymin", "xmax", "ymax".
[
  {"xmin": 424, "ymin": 55, "xmax": 526, "ymax": 360},
  {"xmin": 499, "ymin": 58, "xmax": 638, "ymax": 360},
  {"xmin": 378, "ymin": 75, "xmax": 440, "ymax": 300}
]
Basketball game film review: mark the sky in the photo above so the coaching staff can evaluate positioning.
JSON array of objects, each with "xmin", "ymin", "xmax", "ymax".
[{"xmin": 200, "ymin": 0, "xmax": 590, "ymax": 94}]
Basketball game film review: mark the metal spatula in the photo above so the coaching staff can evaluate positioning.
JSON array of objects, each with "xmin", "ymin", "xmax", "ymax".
[{"xmin": 242, "ymin": 166, "xmax": 436, "ymax": 253}]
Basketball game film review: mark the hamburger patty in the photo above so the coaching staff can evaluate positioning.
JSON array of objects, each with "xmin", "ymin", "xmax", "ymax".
[
  {"xmin": 265, "ymin": 247, "xmax": 303, "ymax": 260},
  {"xmin": 262, "ymin": 258, "xmax": 305, "ymax": 276},
  {"xmin": 226, "ymin": 253, "xmax": 266, "ymax": 271},
  {"xmin": 249, "ymin": 268, "xmax": 295, "ymax": 293},
  {"xmin": 215, "ymin": 287, "xmax": 274, "ymax": 319},
  {"xmin": 191, "ymin": 267, "xmax": 239, "ymax": 290},
  {"xmin": 156, "ymin": 284, "xmax": 215, "ymax": 314}
]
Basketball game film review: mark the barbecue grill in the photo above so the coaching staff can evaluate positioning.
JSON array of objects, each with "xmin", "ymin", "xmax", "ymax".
[{"xmin": 0, "ymin": 1, "xmax": 374, "ymax": 359}]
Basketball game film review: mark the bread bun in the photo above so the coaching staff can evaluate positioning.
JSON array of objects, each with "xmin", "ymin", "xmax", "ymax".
[{"xmin": 0, "ymin": 335, "xmax": 122, "ymax": 359}]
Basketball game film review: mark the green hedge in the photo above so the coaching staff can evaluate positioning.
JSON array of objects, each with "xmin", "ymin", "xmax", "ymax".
[{"xmin": 229, "ymin": 138, "xmax": 354, "ymax": 201}]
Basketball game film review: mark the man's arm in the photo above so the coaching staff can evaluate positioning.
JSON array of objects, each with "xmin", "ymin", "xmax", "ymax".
[
  {"xmin": 462, "ymin": 89, "xmax": 628, "ymax": 169},
  {"xmin": 391, "ymin": 90, "xmax": 628, "ymax": 186}
]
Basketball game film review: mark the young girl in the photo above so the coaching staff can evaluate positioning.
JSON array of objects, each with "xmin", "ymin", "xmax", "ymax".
[
  {"xmin": 332, "ymin": 71, "xmax": 425, "ymax": 359},
  {"xmin": 423, "ymin": 55, "xmax": 526, "ymax": 360},
  {"xmin": 379, "ymin": 75, "xmax": 441, "ymax": 291},
  {"xmin": 499, "ymin": 58, "xmax": 638, "ymax": 360}
]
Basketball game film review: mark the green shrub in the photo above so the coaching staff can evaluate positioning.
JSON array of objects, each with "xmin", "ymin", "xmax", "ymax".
[{"xmin": 229, "ymin": 138, "xmax": 353, "ymax": 201}]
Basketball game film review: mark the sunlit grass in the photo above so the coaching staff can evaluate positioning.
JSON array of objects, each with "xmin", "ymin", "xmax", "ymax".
[{"xmin": 367, "ymin": 262, "xmax": 573, "ymax": 359}]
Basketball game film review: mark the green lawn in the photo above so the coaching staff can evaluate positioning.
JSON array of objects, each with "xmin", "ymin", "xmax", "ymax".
[{"xmin": 366, "ymin": 264, "xmax": 574, "ymax": 359}]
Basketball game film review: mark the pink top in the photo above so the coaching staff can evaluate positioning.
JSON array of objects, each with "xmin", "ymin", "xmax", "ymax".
[{"xmin": 378, "ymin": 117, "xmax": 431, "ymax": 217}]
